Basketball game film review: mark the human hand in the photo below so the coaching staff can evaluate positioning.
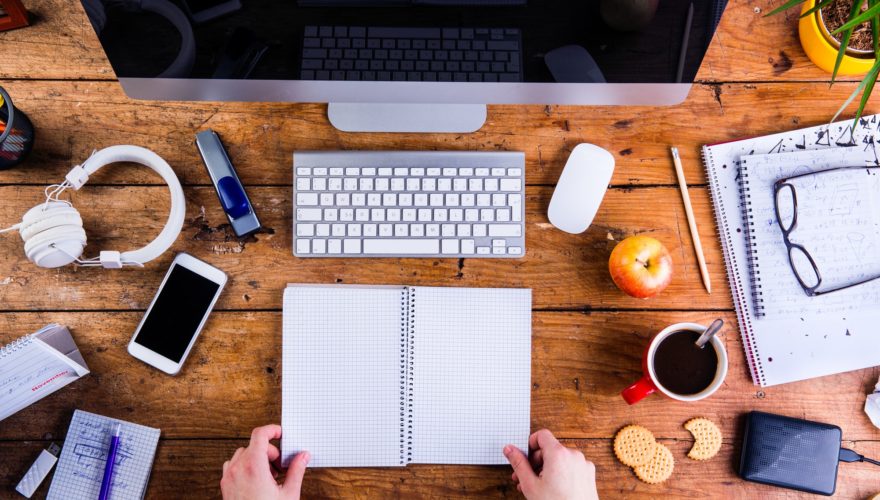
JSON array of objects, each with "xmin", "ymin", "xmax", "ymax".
[
  {"xmin": 504, "ymin": 429, "xmax": 598, "ymax": 500},
  {"xmin": 221, "ymin": 424, "xmax": 310, "ymax": 500}
]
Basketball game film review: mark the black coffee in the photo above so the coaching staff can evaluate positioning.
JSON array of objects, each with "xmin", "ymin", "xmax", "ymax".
[{"xmin": 653, "ymin": 330, "xmax": 718, "ymax": 395}]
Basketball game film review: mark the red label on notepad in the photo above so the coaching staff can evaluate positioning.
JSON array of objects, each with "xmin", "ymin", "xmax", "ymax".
[{"xmin": 32, "ymin": 370, "xmax": 69, "ymax": 392}]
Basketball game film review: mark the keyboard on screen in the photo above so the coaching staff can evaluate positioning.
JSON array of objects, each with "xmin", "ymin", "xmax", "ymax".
[
  {"xmin": 293, "ymin": 151, "xmax": 526, "ymax": 258},
  {"xmin": 299, "ymin": 26, "xmax": 523, "ymax": 82}
]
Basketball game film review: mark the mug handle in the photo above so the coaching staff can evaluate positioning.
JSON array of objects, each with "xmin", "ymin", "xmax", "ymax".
[{"xmin": 621, "ymin": 375, "xmax": 656, "ymax": 405}]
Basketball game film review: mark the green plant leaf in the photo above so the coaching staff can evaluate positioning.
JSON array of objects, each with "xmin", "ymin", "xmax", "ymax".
[
  {"xmin": 802, "ymin": 0, "xmax": 837, "ymax": 18},
  {"xmin": 832, "ymin": 0, "xmax": 867, "ymax": 82},
  {"xmin": 831, "ymin": 57, "xmax": 880, "ymax": 124},
  {"xmin": 853, "ymin": 63, "xmax": 879, "ymax": 126},
  {"xmin": 766, "ymin": 0, "xmax": 809, "ymax": 17},
  {"xmin": 831, "ymin": 2, "xmax": 880, "ymax": 34}
]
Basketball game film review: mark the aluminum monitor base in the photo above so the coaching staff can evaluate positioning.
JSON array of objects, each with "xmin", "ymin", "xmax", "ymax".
[{"xmin": 327, "ymin": 103, "xmax": 487, "ymax": 133}]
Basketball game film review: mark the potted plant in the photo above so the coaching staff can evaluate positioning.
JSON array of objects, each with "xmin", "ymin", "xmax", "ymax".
[{"xmin": 771, "ymin": 0, "xmax": 880, "ymax": 123}]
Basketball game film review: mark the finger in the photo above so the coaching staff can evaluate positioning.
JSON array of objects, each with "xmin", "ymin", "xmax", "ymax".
[
  {"xmin": 250, "ymin": 424, "xmax": 283, "ymax": 450},
  {"xmin": 267, "ymin": 444, "xmax": 281, "ymax": 463},
  {"xmin": 231, "ymin": 447, "xmax": 245, "ymax": 462},
  {"xmin": 528, "ymin": 429, "xmax": 560, "ymax": 452},
  {"xmin": 222, "ymin": 461, "xmax": 230, "ymax": 474},
  {"xmin": 503, "ymin": 445, "xmax": 536, "ymax": 490},
  {"xmin": 511, "ymin": 471, "xmax": 518, "ymax": 483},
  {"xmin": 529, "ymin": 449, "xmax": 544, "ymax": 470},
  {"xmin": 282, "ymin": 451, "xmax": 310, "ymax": 497}
]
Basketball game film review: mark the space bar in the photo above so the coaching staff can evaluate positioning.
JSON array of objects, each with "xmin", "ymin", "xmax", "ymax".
[{"xmin": 363, "ymin": 239, "xmax": 440, "ymax": 254}]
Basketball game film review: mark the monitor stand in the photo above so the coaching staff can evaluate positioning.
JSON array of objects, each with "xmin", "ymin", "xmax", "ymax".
[{"xmin": 327, "ymin": 103, "xmax": 487, "ymax": 133}]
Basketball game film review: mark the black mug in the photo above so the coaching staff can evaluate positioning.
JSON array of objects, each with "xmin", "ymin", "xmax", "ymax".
[{"xmin": 0, "ymin": 86, "xmax": 35, "ymax": 170}]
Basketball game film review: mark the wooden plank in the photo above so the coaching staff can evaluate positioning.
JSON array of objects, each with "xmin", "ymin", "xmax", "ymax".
[
  {"xmin": 1, "ymin": 80, "xmax": 879, "ymax": 189},
  {"xmin": 2, "ymin": 311, "xmax": 877, "ymax": 442},
  {"xmin": 0, "ymin": 0, "xmax": 856, "ymax": 84},
  {"xmin": 0, "ymin": 185, "xmax": 732, "ymax": 310},
  {"xmin": 2, "ymin": 438, "xmax": 879, "ymax": 499}
]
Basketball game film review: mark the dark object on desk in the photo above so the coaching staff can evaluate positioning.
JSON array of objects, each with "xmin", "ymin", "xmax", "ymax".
[
  {"xmin": 182, "ymin": 0, "xmax": 241, "ymax": 24},
  {"xmin": 0, "ymin": 0, "xmax": 30, "ymax": 32},
  {"xmin": 544, "ymin": 45, "xmax": 606, "ymax": 83},
  {"xmin": 195, "ymin": 129, "xmax": 262, "ymax": 238},
  {"xmin": 739, "ymin": 411, "xmax": 843, "ymax": 495},
  {"xmin": 211, "ymin": 27, "xmax": 269, "ymax": 79},
  {"xmin": 0, "ymin": 85, "xmax": 35, "ymax": 170}
]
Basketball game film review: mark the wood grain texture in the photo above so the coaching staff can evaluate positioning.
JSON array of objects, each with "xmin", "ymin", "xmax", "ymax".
[
  {"xmin": 0, "ymin": 185, "xmax": 732, "ymax": 310},
  {"xmin": 1, "ymin": 311, "xmax": 877, "ymax": 442},
  {"xmin": 2, "ymin": 438, "xmax": 879, "ymax": 499},
  {"xmin": 3, "ymin": 1, "xmax": 880, "ymax": 499},
  {"xmin": 0, "ymin": 80, "xmax": 877, "ymax": 189}
]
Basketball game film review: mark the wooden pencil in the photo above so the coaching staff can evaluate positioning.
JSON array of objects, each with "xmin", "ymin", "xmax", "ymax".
[{"xmin": 670, "ymin": 146, "xmax": 711, "ymax": 293}]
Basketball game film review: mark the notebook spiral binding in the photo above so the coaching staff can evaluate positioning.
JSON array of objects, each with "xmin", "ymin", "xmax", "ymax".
[
  {"xmin": 703, "ymin": 147, "xmax": 765, "ymax": 386},
  {"xmin": 399, "ymin": 287, "xmax": 416, "ymax": 465},
  {"xmin": 737, "ymin": 162, "xmax": 766, "ymax": 318},
  {"xmin": 0, "ymin": 334, "xmax": 34, "ymax": 360}
]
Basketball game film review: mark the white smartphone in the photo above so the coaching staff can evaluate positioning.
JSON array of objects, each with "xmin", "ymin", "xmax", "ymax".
[{"xmin": 127, "ymin": 253, "xmax": 227, "ymax": 375}]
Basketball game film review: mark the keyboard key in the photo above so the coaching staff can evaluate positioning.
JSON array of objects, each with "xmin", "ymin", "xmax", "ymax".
[
  {"xmin": 379, "ymin": 224, "xmax": 393, "ymax": 236},
  {"xmin": 296, "ymin": 223, "xmax": 315, "ymax": 236},
  {"xmin": 500, "ymin": 178, "xmax": 522, "ymax": 191},
  {"xmin": 312, "ymin": 239, "xmax": 326, "ymax": 254},
  {"xmin": 508, "ymin": 247, "xmax": 522, "ymax": 255},
  {"xmin": 296, "ymin": 178, "xmax": 310, "ymax": 190},
  {"xmin": 332, "ymin": 223, "xmax": 346, "ymax": 236},
  {"xmin": 364, "ymin": 224, "xmax": 377, "ymax": 236},
  {"xmin": 509, "ymin": 194, "xmax": 522, "ymax": 221},
  {"xmin": 297, "ymin": 209, "xmax": 322, "ymax": 221},
  {"xmin": 442, "ymin": 239, "xmax": 459, "ymax": 254},
  {"xmin": 477, "ymin": 246, "xmax": 490, "ymax": 255},
  {"xmin": 316, "ymin": 224, "xmax": 330, "ymax": 236},
  {"xmin": 328, "ymin": 239, "xmax": 342, "ymax": 254},
  {"xmin": 395, "ymin": 224, "xmax": 409, "ymax": 237},
  {"xmin": 442, "ymin": 224, "xmax": 455, "ymax": 237},
  {"xmin": 411, "ymin": 224, "xmax": 424, "ymax": 236},
  {"xmin": 492, "ymin": 246, "xmax": 506, "ymax": 255},
  {"xmin": 461, "ymin": 239, "xmax": 475, "ymax": 254},
  {"xmin": 344, "ymin": 239, "xmax": 361, "ymax": 254},
  {"xmin": 489, "ymin": 224, "xmax": 521, "ymax": 237},
  {"xmin": 364, "ymin": 239, "xmax": 440, "ymax": 254},
  {"xmin": 348, "ymin": 224, "xmax": 362, "ymax": 236},
  {"xmin": 297, "ymin": 193, "xmax": 319, "ymax": 206},
  {"xmin": 296, "ymin": 239, "xmax": 310, "ymax": 254}
]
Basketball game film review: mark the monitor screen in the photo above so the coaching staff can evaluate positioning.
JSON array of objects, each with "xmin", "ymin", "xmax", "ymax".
[{"xmin": 80, "ymin": 0, "xmax": 727, "ymax": 105}]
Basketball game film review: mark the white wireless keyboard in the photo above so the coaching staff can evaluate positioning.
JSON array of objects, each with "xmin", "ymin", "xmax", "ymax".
[{"xmin": 293, "ymin": 151, "xmax": 526, "ymax": 258}]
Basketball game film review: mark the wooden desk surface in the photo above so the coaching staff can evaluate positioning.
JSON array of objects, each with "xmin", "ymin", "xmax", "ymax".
[{"xmin": 1, "ymin": 1, "xmax": 879, "ymax": 498}]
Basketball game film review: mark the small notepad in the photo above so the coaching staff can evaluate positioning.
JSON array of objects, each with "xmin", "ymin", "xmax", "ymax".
[
  {"xmin": 281, "ymin": 284, "xmax": 532, "ymax": 468},
  {"xmin": 0, "ymin": 324, "xmax": 89, "ymax": 422},
  {"xmin": 48, "ymin": 410, "xmax": 161, "ymax": 500}
]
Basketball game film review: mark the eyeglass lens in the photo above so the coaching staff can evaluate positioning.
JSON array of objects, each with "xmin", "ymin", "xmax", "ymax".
[
  {"xmin": 775, "ymin": 183, "xmax": 796, "ymax": 232},
  {"xmin": 788, "ymin": 245, "xmax": 820, "ymax": 289}
]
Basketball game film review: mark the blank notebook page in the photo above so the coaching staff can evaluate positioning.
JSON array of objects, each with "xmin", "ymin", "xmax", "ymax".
[
  {"xmin": 282, "ymin": 285, "xmax": 404, "ymax": 467},
  {"xmin": 410, "ymin": 287, "xmax": 531, "ymax": 464}
]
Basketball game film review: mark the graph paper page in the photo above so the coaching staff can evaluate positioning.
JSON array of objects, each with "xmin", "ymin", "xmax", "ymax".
[
  {"xmin": 281, "ymin": 285, "xmax": 405, "ymax": 467},
  {"xmin": 410, "ymin": 287, "xmax": 531, "ymax": 464},
  {"xmin": 47, "ymin": 410, "xmax": 160, "ymax": 500}
]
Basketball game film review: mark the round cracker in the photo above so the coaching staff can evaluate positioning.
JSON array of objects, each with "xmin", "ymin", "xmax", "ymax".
[
  {"xmin": 613, "ymin": 425, "xmax": 656, "ymax": 467},
  {"xmin": 684, "ymin": 417, "xmax": 722, "ymax": 461},
  {"xmin": 634, "ymin": 443, "xmax": 675, "ymax": 484}
]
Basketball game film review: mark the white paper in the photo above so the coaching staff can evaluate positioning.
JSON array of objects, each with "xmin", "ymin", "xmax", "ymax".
[{"xmin": 410, "ymin": 286, "xmax": 531, "ymax": 465}]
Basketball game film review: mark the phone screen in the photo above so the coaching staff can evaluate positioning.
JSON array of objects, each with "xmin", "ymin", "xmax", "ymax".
[{"xmin": 133, "ymin": 264, "xmax": 221, "ymax": 362}]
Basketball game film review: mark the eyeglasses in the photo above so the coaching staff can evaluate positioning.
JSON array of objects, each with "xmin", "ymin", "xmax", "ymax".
[{"xmin": 773, "ymin": 165, "xmax": 880, "ymax": 297}]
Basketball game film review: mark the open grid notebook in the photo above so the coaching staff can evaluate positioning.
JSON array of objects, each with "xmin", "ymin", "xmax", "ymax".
[{"xmin": 281, "ymin": 284, "xmax": 532, "ymax": 467}]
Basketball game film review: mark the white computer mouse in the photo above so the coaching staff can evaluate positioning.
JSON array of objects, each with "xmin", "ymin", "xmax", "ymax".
[{"xmin": 548, "ymin": 143, "xmax": 615, "ymax": 234}]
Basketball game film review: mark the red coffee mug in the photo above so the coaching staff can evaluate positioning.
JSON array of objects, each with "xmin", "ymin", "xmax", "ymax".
[{"xmin": 621, "ymin": 322, "xmax": 728, "ymax": 405}]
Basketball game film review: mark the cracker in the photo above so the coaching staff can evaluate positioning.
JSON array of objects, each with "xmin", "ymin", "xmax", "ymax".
[
  {"xmin": 613, "ymin": 425, "xmax": 656, "ymax": 467},
  {"xmin": 633, "ymin": 443, "xmax": 675, "ymax": 484},
  {"xmin": 684, "ymin": 417, "xmax": 722, "ymax": 461}
]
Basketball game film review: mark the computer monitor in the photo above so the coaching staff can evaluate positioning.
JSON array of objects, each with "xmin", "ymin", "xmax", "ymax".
[{"xmin": 80, "ymin": 0, "xmax": 727, "ymax": 132}]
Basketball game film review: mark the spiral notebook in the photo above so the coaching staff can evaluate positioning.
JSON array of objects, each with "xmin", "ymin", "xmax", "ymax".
[
  {"xmin": 48, "ymin": 410, "xmax": 161, "ymax": 500},
  {"xmin": 739, "ymin": 147, "xmax": 880, "ymax": 318},
  {"xmin": 280, "ymin": 284, "xmax": 532, "ymax": 467},
  {"xmin": 703, "ymin": 114, "xmax": 880, "ymax": 386},
  {"xmin": 0, "ymin": 324, "xmax": 89, "ymax": 421}
]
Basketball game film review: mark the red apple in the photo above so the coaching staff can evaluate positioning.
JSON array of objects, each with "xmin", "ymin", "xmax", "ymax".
[{"xmin": 608, "ymin": 235, "xmax": 673, "ymax": 298}]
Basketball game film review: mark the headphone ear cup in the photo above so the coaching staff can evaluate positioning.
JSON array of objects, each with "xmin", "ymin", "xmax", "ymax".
[
  {"xmin": 19, "ymin": 211, "xmax": 83, "ymax": 241},
  {"xmin": 29, "ymin": 239, "xmax": 86, "ymax": 268},
  {"xmin": 24, "ymin": 226, "xmax": 87, "ymax": 260}
]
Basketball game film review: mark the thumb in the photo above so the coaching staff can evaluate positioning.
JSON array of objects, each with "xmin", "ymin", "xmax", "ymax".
[
  {"xmin": 282, "ymin": 451, "xmax": 310, "ymax": 498},
  {"xmin": 504, "ymin": 445, "xmax": 536, "ymax": 489}
]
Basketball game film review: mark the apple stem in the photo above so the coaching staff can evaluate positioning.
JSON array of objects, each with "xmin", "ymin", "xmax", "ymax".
[{"xmin": 635, "ymin": 258, "xmax": 650, "ymax": 268}]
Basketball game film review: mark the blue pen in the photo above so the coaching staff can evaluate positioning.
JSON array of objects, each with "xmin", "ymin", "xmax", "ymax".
[{"xmin": 98, "ymin": 424, "xmax": 121, "ymax": 500}]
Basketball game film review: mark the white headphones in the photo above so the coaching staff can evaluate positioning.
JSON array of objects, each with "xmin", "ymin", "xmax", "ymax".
[{"xmin": 0, "ymin": 145, "xmax": 186, "ymax": 269}]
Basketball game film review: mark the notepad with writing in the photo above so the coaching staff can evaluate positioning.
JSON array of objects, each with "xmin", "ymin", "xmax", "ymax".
[
  {"xmin": 281, "ymin": 284, "xmax": 532, "ymax": 467},
  {"xmin": 703, "ymin": 114, "xmax": 880, "ymax": 386},
  {"xmin": 48, "ymin": 410, "xmax": 161, "ymax": 500},
  {"xmin": 0, "ymin": 324, "xmax": 89, "ymax": 422}
]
